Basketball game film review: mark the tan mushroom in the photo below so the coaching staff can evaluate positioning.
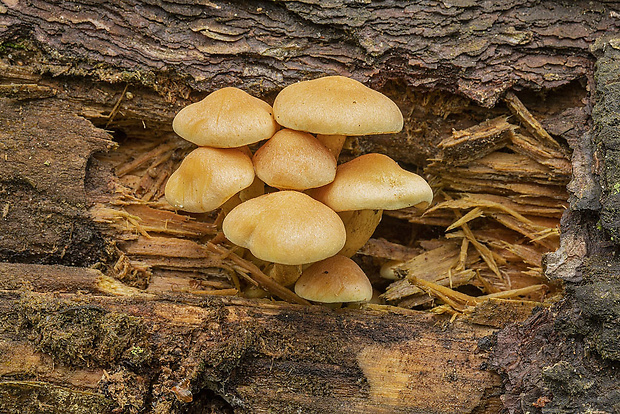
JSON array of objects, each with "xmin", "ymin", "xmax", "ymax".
[
  {"xmin": 272, "ymin": 76, "xmax": 403, "ymax": 158},
  {"xmin": 173, "ymin": 87, "xmax": 279, "ymax": 148},
  {"xmin": 222, "ymin": 191, "xmax": 346, "ymax": 265},
  {"xmin": 165, "ymin": 146, "xmax": 255, "ymax": 213},
  {"xmin": 294, "ymin": 255, "xmax": 373, "ymax": 304},
  {"xmin": 312, "ymin": 153, "xmax": 433, "ymax": 211},
  {"xmin": 337, "ymin": 209, "xmax": 383, "ymax": 257},
  {"xmin": 311, "ymin": 153, "xmax": 433, "ymax": 256},
  {"xmin": 253, "ymin": 129, "xmax": 337, "ymax": 190}
]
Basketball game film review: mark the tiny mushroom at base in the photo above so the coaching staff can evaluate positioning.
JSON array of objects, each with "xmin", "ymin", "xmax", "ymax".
[{"xmin": 294, "ymin": 255, "xmax": 373, "ymax": 304}]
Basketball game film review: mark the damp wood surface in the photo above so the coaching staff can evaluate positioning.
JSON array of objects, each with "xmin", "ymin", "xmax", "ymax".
[
  {"xmin": 1, "ymin": 2, "xmax": 618, "ymax": 413},
  {"xmin": 0, "ymin": 262, "xmax": 502, "ymax": 414},
  {"xmin": 0, "ymin": 80, "xmax": 575, "ymax": 412}
]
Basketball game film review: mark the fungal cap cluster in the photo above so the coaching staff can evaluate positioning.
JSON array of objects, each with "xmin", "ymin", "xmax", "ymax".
[{"xmin": 166, "ymin": 76, "xmax": 434, "ymax": 304}]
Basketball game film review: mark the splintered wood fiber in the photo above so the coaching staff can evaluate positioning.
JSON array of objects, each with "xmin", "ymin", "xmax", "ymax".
[{"xmin": 92, "ymin": 85, "xmax": 573, "ymax": 326}]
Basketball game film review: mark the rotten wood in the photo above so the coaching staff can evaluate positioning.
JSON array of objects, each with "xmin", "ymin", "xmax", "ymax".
[
  {"xmin": 1, "ymin": 2, "xmax": 619, "ymax": 413},
  {"xmin": 0, "ymin": 98, "xmax": 114, "ymax": 265},
  {"xmin": 0, "ymin": 262, "xmax": 501, "ymax": 414},
  {"xmin": 0, "ymin": 0, "xmax": 614, "ymax": 169}
]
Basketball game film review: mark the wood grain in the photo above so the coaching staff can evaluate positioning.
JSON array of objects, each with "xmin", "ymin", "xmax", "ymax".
[{"xmin": 0, "ymin": 262, "xmax": 501, "ymax": 413}]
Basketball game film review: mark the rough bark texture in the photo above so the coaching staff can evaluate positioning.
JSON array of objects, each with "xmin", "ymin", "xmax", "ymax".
[
  {"xmin": 490, "ymin": 256, "xmax": 620, "ymax": 414},
  {"xmin": 0, "ymin": 99, "xmax": 114, "ymax": 265},
  {"xmin": 1, "ymin": 0, "xmax": 617, "ymax": 107},
  {"xmin": 593, "ymin": 38, "xmax": 620, "ymax": 243},
  {"xmin": 490, "ymin": 37, "xmax": 620, "ymax": 414},
  {"xmin": 1, "ymin": 1, "xmax": 620, "ymax": 413}
]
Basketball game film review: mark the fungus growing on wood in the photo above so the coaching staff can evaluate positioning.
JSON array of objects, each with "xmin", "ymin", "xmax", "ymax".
[
  {"xmin": 294, "ymin": 255, "xmax": 373, "ymax": 304},
  {"xmin": 164, "ymin": 146, "xmax": 255, "ymax": 213},
  {"xmin": 173, "ymin": 87, "xmax": 279, "ymax": 148},
  {"xmin": 163, "ymin": 78, "xmax": 434, "ymax": 303},
  {"xmin": 222, "ymin": 191, "xmax": 346, "ymax": 265},
  {"xmin": 312, "ymin": 153, "xmax": 433, "ymax": 212},
  {"xmin": 273, "ymin": 75, "xmax": 403, "ymax": 157},
  {"xmin": 253, "ymin": 129, "xmax": 337, "ymax": 190},
  {"xmin": 311, "ymin": 153, "xmax": 433, "ymax": 256}
]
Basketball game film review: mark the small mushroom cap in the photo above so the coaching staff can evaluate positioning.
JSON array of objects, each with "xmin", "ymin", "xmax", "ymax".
[
  {"xmin": 253, "ymin": 129, "xmax": 337, "ymax": 190},
  {"xmin": 273, "ymin": 76, "xmax": 403, "ymax": 136},
  {"xmin": 165, "ymin": 147, "xmax": 254, "ymax": 213},
  {"xmin": 173, "ymin": 87, "xmax": 278, "ymax": 148},
  {"xmin": 310, "ymin": 153, "xmax": 433, "ymax": 212},
  {"xmin": 294, "ymin": 255, "xmax": 373, "ymax": 303},
  {"xmin": 222, "ymin": 191, "xmax": 346, "ymax": 265}
]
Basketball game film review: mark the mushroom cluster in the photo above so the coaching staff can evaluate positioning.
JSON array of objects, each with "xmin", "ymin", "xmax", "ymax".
[{"xmin": 165, "ymin": 76, "xmax": 433, "ymax": 305}]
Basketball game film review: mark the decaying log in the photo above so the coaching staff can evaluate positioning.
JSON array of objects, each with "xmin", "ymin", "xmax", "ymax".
[
  {"xmin": 1, "ymin": 0, "xmax": 619, "ymax": 167},
  {"xmin": 0, "ymin": 262, "xmax": 501, "ymax": 414},
  {"xmin": 0, "ymin": 99, "xmax": 114, "ymax": 265},
  {"xmin": 490, "ymin": 256, "xmax": 620, "ymax": 413},
  {"xmin": 2, "ymin": 1, "xmax": 620, "ymax": 413}
]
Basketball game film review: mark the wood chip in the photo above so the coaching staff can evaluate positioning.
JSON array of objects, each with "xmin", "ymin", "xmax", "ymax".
[
  {"xmin": 358, "ymin": 238, "xmax": 424, "ymax": 261},
  {"xmin": 504, "ymin": 91, "xmax": 566, "ymax": 155},
  {"xmin": 437, "ymin": 116, "xmax": 515, "ymax": 165}
]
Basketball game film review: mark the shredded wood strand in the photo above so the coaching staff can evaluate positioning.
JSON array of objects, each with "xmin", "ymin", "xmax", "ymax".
[
  {"xmin": 206, "ymin": 242, "xmax": 311, "ymax": 306},
  {"xmin": 504, "ymin": 91, "xmax": 565, "ymax": 154}
]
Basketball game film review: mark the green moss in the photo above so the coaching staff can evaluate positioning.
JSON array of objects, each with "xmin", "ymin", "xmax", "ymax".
[
  {"xmin": 0, "ymin": 39, "xmax": 32, "ymax": 54},
  {"xmin": 543, "ymin": 361, "xmax": 595, "ymax": 396},
  {"xmin": 0, "ymin": 381, "xmax": 112, "ymax": 414},
  {"xmin": 15, "ymin": 293, "xmax": 150, "ymax": 368}
]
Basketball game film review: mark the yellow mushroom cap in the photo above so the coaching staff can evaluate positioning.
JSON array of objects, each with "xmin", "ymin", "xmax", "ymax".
[
  {"xmin": 294, "ymin": 255, "xmax": 373, "ymax": 303},
  {"xmin": 172, "ymin": 87, "xmax": 278, "ymax": 148},
  {"xmin": 272, "ymin": 76, "xmax": 403, "ymax": 136},
  {"xmin": 165, "ymin": 147, "xmax": 254, "ymax": 213},
  {"xmin": 310, "ymin": 153, "xmax": 433, "ymax": 212},
  {"xmin": 253, "ymin": 129, "xmax": 337, "ymax": 190},
  {"xmin": 222, "ymin": 191, "xmax": 346, "ymax": 265}
]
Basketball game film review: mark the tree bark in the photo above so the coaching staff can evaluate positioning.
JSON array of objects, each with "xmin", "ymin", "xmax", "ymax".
[
  {"xmin": 1, "ymin": 0, "xmax": 616, "ymax": 106},
  {"xmin": 1, "ymin": 1, "xmax": 619, "ymax": 413}
]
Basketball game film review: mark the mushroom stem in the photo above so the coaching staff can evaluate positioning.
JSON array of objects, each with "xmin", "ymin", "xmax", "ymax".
[
  {"xmin": 265, "ymin": 263, "xmax": 303, "ymax": 287},
  {"xmin": 316, "ymin": 134, "xmax": 346, "ymax": 160},
  {"xmin": 239, "ymin": 176, "xmax": 265, "ymax": 201},
  {"xmin": 214, "ymin": 194, "xmax": 242, "ymax": 228},
  {"xmin": 338, "ymin": 209, "xmax": 383, "ymax": 257}
]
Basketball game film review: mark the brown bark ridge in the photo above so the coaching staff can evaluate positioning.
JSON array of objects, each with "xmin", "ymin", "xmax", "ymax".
[
  {"xmin": 0, "ymin": 262, "xmax": 501, "ymax": 414},
  {"xmin": 1, "ymin": 1, "xmax": 618, "ymax": 107},
  {"xmin": 0, "ymin": 98, "xmax": 114, "ymax": 265}
]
